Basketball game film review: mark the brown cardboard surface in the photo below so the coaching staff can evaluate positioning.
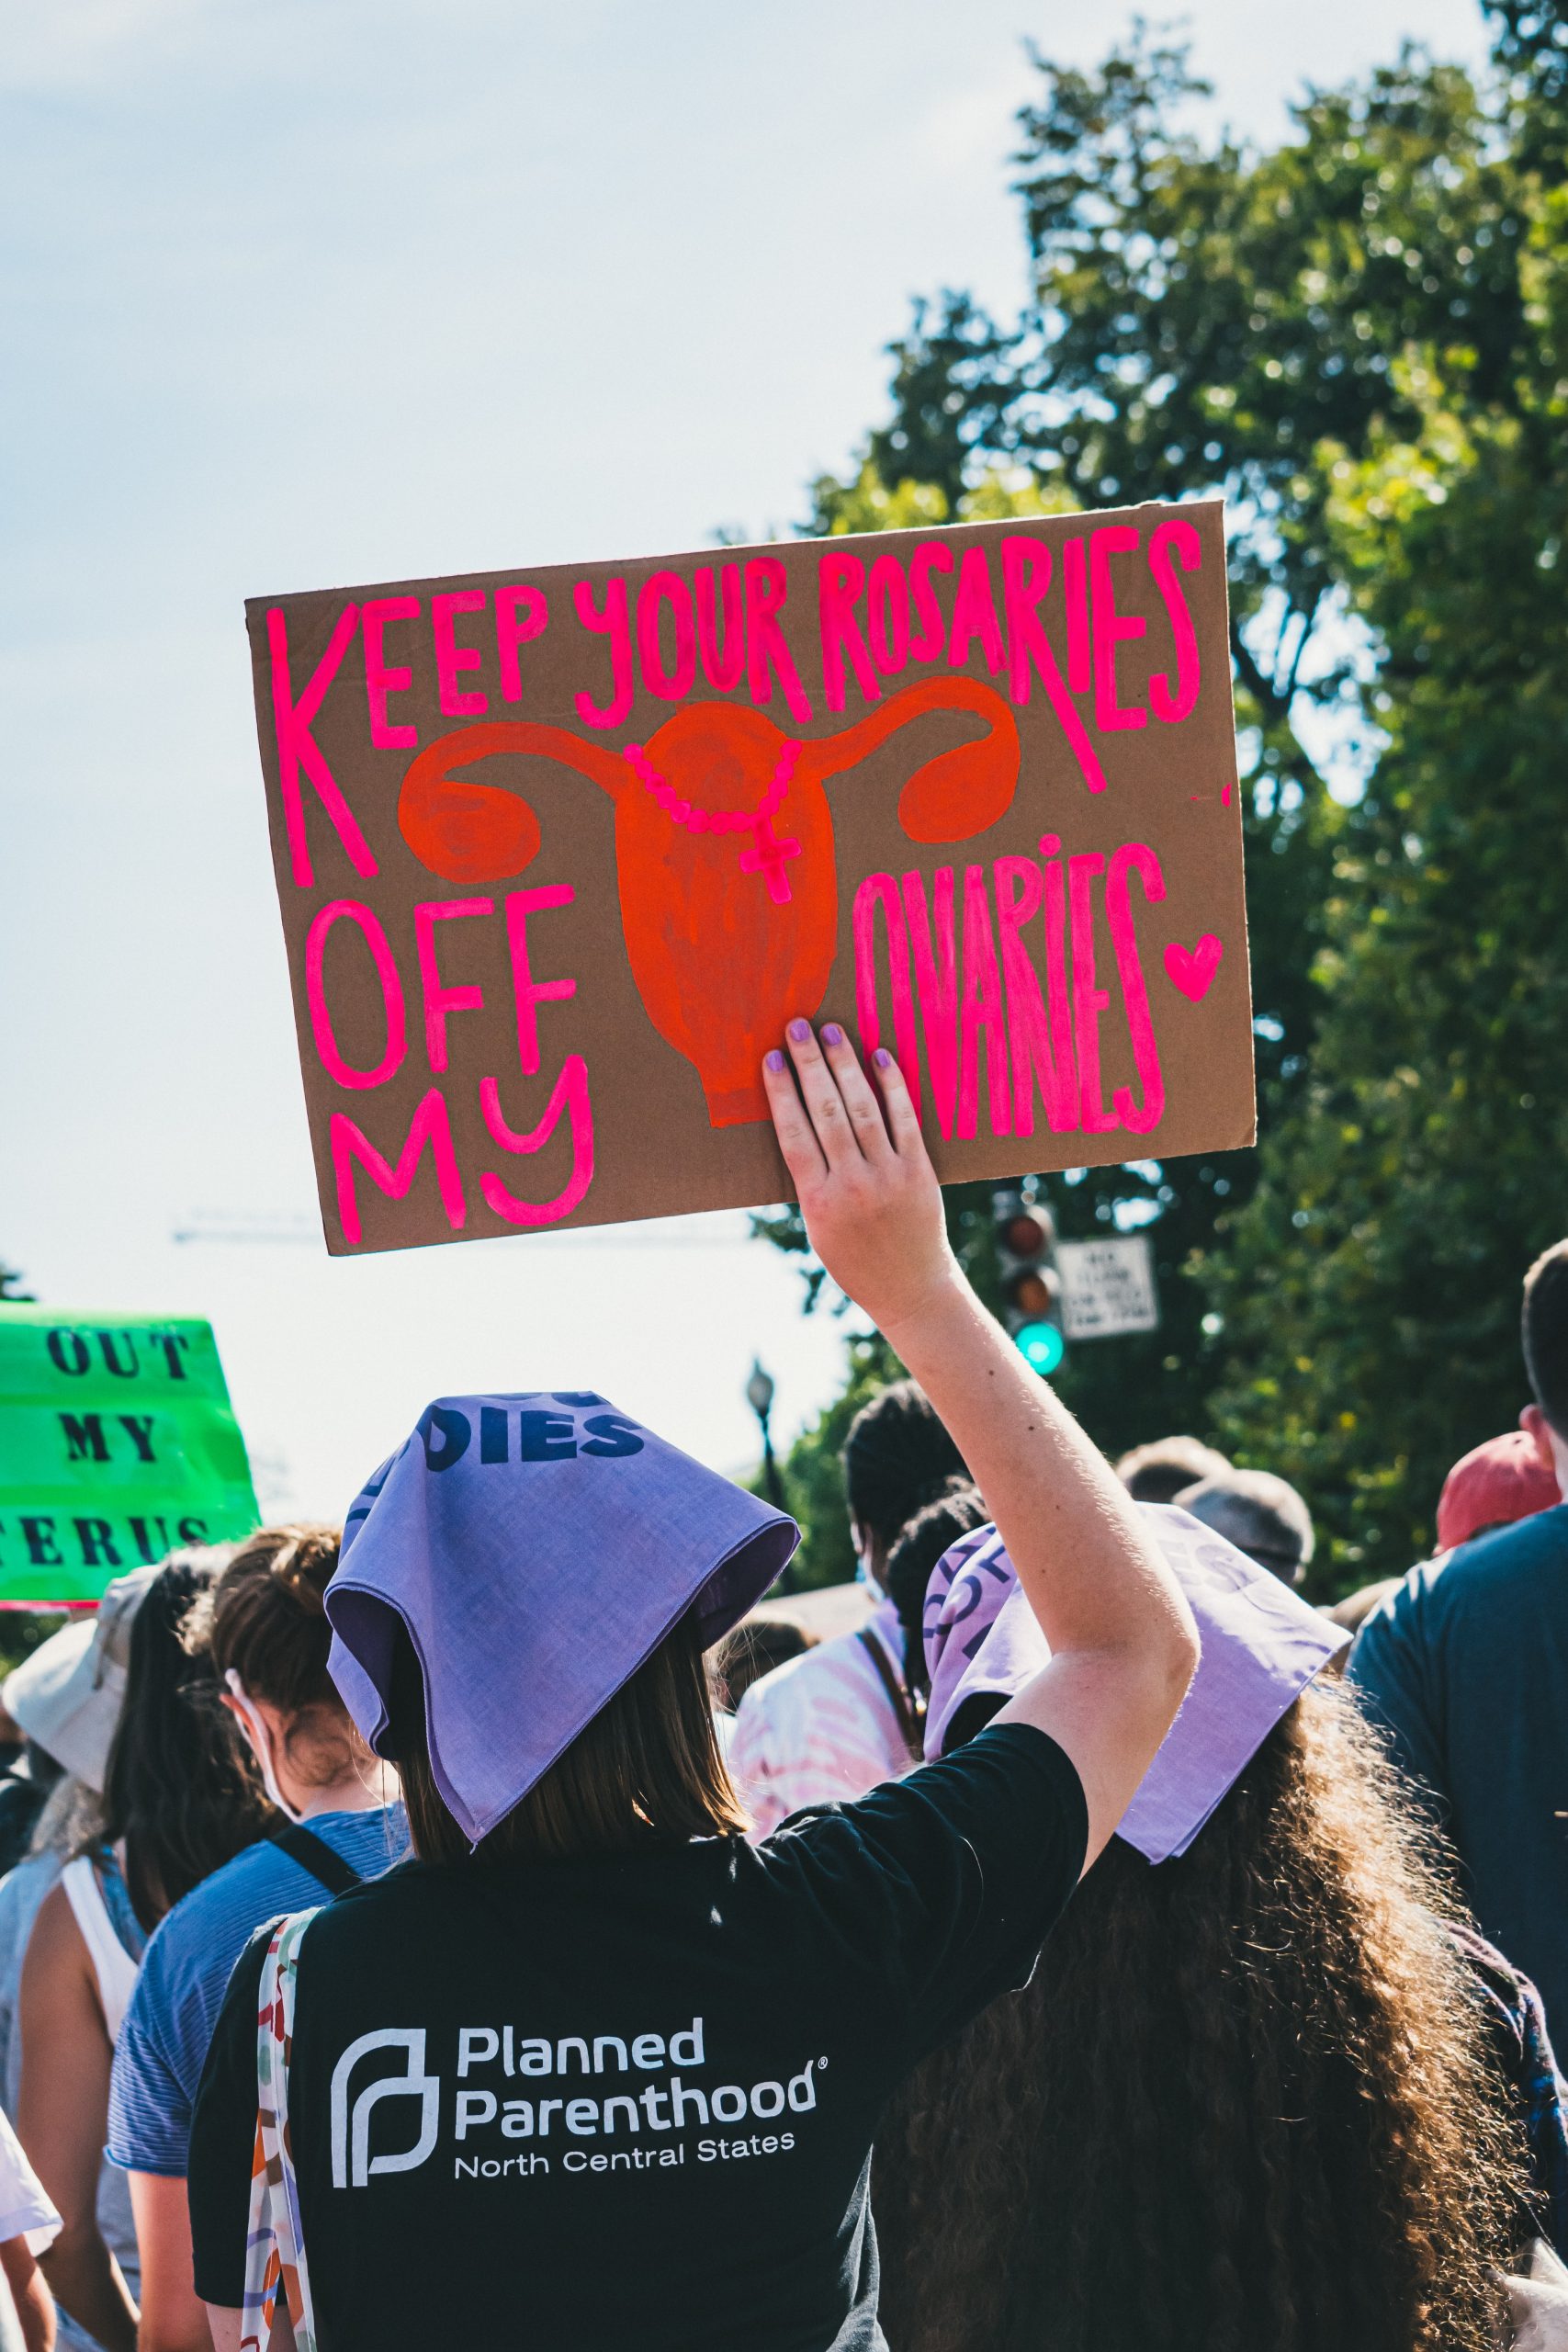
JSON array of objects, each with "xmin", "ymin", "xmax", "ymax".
[{"xmin": 245, "ymin": 503, "xmax": 1253, "ymax": 1254}]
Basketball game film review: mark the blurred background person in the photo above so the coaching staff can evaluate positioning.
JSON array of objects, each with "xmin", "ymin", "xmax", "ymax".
[
  {"xmin": 884, "ymin": 1488, "xmax": 993, "ymax": 1704},
  {"xmin": 1350, "ymin": 1240, "xmax": 1568, "ymax": 2045},
  {"xmin": 0, "ymin": 1580, "xmax": 152, "ymax": 2352},
  {"xmin": 1175, "ymin": 1466, "xmax": 1315, "ymax": 1587},
  {"xmin": 0, "ymin": 2106, "xmax": 62, "ymax": 2352},
  {"xmin": 1437, "ymin": 1428, "xmax": 1560, "ymax": 1556},
  {"xmin": 109, "ymin": 1527, "xmax": 402, "ymax": 2352},
  {"xmin": 17, "ymin": 1553, "xmax": 267, "ymax": 2352},
  {"xmin": 1115, "ymin": 1435, "xmax": 1231, "ymax": 1506},
  {"xmin": 728, "ymin": 1380, "xmax": 974, "ymax": 1831}
]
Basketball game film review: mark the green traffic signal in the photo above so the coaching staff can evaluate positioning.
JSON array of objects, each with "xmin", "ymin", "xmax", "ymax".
[{"xmin": 1015, "ymin": 1319, "xmax": 1066, "ymax": 1375}]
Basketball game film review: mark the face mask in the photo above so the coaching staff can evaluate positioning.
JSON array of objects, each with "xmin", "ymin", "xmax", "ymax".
[
  {"xmin": 854, "ymin": 1542, "xmax": 886, "ymax": 1603},
  {"xmin": 225, "ymin": 1668, "xmax": 299, "ymax": 1822}
]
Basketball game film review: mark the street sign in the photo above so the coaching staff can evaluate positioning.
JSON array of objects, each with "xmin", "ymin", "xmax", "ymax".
[
  {"xmin": 1055, "ymin": 1235, "xmax": 1160, "ymax": 1340},
  {"xmin": 0, "ymin": 1311, "xmax": 260, "ymax": 1607}
]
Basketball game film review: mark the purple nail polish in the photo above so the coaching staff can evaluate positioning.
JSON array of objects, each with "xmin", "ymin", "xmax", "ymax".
[
  {"xmin": 764, "ymin": 1049, "xmax": 785, "ymax": 1072},
  {"xmin": 821, "ymin": 1023, "xmax": 844, "ymax": 1046},
  {"xmin": 787, "ymin": 1018, "xmax": 811, "ymax": 1043},
  {"xmin": 874, "ymin": 1046, "xmax": 894, "ymax": 1069}
]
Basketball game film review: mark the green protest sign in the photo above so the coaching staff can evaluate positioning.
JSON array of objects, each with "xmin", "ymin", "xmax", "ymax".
[{"xmin": 0, "ymin": 1310, "xmax": 260, "ymax": 1607}]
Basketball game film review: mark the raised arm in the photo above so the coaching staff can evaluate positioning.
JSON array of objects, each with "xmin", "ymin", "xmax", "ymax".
[{"xmin": 762, "ymin": 1023, "xmax": 1198, "ymax": 1867}]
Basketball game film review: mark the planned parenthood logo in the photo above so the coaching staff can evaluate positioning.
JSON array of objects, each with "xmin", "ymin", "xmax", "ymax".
[{"xmin": 330, "ymin": 2029, "xmax": 442, "ymax": 2188}]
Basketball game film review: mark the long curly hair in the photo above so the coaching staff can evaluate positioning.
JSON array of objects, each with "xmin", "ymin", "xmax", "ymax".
[{"xmin": 874, "ymin": 1679, "xmax": 1525, "ymax": 2352}]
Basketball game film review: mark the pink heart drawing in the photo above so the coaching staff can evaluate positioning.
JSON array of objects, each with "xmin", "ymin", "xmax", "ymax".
[{"xmin": 1165, "ymin": 934, "xmax": 1224, "ymax": 1001}]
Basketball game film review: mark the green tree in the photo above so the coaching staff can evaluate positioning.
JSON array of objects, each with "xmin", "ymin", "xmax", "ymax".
[
  {"xmin": 761, "ymin": 8, "xmax": 1562, "ymax": 1581},
  {"xmin": 1208, "ymin": 248, "xmax": 1568, "ymax": 1578}
]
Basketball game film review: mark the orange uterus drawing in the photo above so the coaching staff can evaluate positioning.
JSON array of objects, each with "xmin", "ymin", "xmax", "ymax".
[{"xmin": 397, "ymin": 677, "xmax": 1021, "ymax": 1127}]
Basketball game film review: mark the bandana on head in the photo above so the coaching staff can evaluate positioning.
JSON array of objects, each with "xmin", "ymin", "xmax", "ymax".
[
  {"xmin": 923, "ymin": 1504, "xmax": 1348, "ymax": 1864},
  {"xmin": 326, "ymin": 1392, "xmax": 798, "ymax": 1845}
]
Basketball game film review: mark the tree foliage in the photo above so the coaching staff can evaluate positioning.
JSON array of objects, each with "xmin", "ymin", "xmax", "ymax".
[{"xmin": 761, "ymin": 7, "xmax": 1565, "ymax": 1589}]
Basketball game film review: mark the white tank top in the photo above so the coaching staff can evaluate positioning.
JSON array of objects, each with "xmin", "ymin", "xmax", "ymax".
[{"xmin": 60, "ymin": 1858, "xmax": 140, "ymax": 2044}]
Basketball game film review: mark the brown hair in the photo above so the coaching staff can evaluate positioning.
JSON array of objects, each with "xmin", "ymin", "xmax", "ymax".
[
  {"xmin": 387, "ymin": 1611, "xmax": 749, "ymax": 1864},
  {"xmin": 1523, "ymin": 1238, "xmax": 1568, "ymax": 1438},
  {"xmin": 101, "ymin": 1553, "xmax": 273, "ymax": 1928},
  {"xmin": 183, "ymin": 1524, "xmax": 363, "ymax": 1795},
  {"xmin": 874, "ymin": 1679, "xmax": 1523, "ymax": 2352}
]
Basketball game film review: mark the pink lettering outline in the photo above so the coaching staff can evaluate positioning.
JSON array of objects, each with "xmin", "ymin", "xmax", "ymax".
[
  {"xmin": 817, "ymin": 550, "xmax": 879, "ymax": 712},
  {"xmin": 852, "ymin": 873, "xmax": 923, "ymax": 1125},
  {"xmin": 413, "ymin": 898, "xmax": 494, "ymax": 1073},
  {"xmin": 433, "ymin": 590, "xmax": 489, "ymax": 718},
  {"xmin": 957, "ymin": 863, "xmax": 1010, "ymax": 1140},
  {"xmin": 304, "ymin": 900, "xmax": 406, "ymax": 1090},
  {"xmin": 695, "ymin": 564, "xmax": 746, "ymax": 692},
  {"xmin": 362, "ymin": 596, "xmax": 421, "ymax": 748},
  {"xmin": 495, "ymin": 585, "xmax": 548, "ymax": 703},
  {"xmin": 908, "ymin": 541, "xmax": 953, "ymax": 661},
  {"xmin": 1041, "ymin": 842, "xmax": 1077, "ymax": 1123},
  {"xmin": 998, "ymin": 539, "xmax": 1107, "ymax": 795},
  {"xmin": 637, "ymin": 571, "xmax": 697, "ymax": 701},
  {"xmin": 1106, "ymin": 842, "xmax": 1167, "ymax": 1133},
  {"xmin": 574, "ymin": 578, "xmax": 635, "ymax": 728},
  {"xmin": 266, "ymin": 605, "xmax": 378, "ymax": 888},
  {"xmin": 503, "ymin": 885, "xmax": 577, "ymax": 1077},
  {"xmin": 995, "ymin": 855, "xmax": 1077, "ymax": 1136},
  {"xmin": 867, "ymin": 554, "xmax": 911, "ymax": 677},
  {"xmin": 1089, "ymin": 525, "xmax": 1147, "ymax": 731},
  {"xmin": 1062, "ymin": 537, "xmax": 1090, "ymax": 695},
  {"xmin": 1147, "ymin": 518, "xmax": 1202, "ymax": 723},
  {"xmin": 479, "ymin": 1061, "xmax": 594, "ymax": 1227},
  {"xmin": 947, "ymin": 547, "xmax": 1006, "ymax": 676},
  {"xmin": 331, "ymin": 1088, "xmax": 467, "ymax": 1247},
  {"xmin": 746, "ymin": 558, "xmax": 813, "ymax": 724},
  {"xmin": 1068, "ymin": 852, "xmax": 1117, "ymax": 1133},
  {"xmin": 902, "ymin": 867, "xmax": 959, "ymax": 1139}
]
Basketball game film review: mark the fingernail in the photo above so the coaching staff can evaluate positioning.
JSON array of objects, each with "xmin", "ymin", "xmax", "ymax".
[
  {"xmin": 787, "ymin": 1018, "xmax": 811, "ymax": 1043},
  {"xmin": 874, "ymin": 1046, "xmax": 894, "ymax": 1069},
  {"xmin": 821, "ymin": 1023, "xmax": 844, "ymax": 1046},
  {"xmin": 764, "ymin": 1049, "xmax": 785, "ymax": 1072}
]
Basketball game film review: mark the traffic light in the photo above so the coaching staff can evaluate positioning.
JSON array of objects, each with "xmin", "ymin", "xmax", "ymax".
[{"xmin": 992, "ymin": 1188, "xmax": 1066, "ymax": 1375}]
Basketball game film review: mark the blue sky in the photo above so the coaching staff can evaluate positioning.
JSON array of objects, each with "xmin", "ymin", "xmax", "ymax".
[{"xmin": 0, "ymin": 0, "xmax": 1492, "ymax": 1519}]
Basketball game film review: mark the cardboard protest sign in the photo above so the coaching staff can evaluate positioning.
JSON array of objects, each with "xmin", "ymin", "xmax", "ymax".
[
  {"xmin": 0, "ymin": 1311, "xmax": 259, "ymax": 1606},
  {"xmin": 247, "ymin": 503, "xmax": 1253, "ymax": 1254}
]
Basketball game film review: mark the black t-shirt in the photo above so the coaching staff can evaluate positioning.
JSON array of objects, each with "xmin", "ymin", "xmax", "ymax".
[{"xmin": 189, "ymin": 1724, "xmax": 1085, "ymax": 2352}]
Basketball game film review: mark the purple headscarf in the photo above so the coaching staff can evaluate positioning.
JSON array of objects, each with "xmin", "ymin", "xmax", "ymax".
[
  {"xmin": 326, "ymin": 1392, "xmax": 798, "ymax": 1844},
  {"xmin": 923, "ymin": 1505, "xmax": 1348, "ymax": 1864}
]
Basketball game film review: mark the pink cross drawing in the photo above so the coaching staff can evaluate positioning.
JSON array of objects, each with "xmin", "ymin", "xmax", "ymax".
[{"xmin": 740, "ymin": 812, "xmax": 803, "ymax": 905}]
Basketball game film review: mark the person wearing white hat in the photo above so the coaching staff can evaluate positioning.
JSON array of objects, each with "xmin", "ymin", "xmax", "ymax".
[{"xmin": 14, "ymin": 1555, "xmax": 267, "ymax": 2352}]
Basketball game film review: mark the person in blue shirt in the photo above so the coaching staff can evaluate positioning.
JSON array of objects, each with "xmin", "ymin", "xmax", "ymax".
[
  {"xmin": 107, "ymin": 1526, "xmax": 404, "ymax": 2352},
  {"xmin": 1349, "ymin": 1238, "xmax": 1568, "ymax": 2043}
]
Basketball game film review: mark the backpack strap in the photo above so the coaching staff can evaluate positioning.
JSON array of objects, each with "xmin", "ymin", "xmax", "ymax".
[
  {"xmin": 273, "ymin": 1821, "xmax": 364, "ymax": 1898},
  {"xmin": 856, "ymin": 1625, "xmax": 924, "ymax": 1765},
  {"xmin": 245, "ymin": 1909, "xmax": 322, "ymax": 2352}
]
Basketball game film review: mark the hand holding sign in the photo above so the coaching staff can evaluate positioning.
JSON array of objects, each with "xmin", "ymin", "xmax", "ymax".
[{"xmin": 762, "ymin": 1024, "xmax": 958, "ymax": 1339}]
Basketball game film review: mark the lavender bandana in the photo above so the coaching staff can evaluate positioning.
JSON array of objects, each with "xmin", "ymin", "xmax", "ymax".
[
  {"xmin": 923, "ymin": 1505, "xmax": 1348, "ymax": 1864},
  {"xmin": 326, "ymin": 1392, "xmax": 798, "ymax": 1843}
]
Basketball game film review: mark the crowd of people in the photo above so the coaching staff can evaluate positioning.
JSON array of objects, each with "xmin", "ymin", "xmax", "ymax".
[{"xmin": 0, "ymin": 1020, "xmax": 1563, "ymax": 2348}]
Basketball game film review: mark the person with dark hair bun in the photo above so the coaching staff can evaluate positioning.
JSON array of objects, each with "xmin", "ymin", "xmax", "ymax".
[
  {"xmin": 17, "ymin": 1552, "xmax": 268, "ymax": 2352},
  {"xmin": 841, "ymin": 1380, "xmax": 970, "ymax": 1571},
  {"xmin": 729, "ymin": 1384, "xmax": 976, "ymax": 1831},
  {"xmin": 107, "ymin": 1527, "xmax": 404, "ymax": 2352}
]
